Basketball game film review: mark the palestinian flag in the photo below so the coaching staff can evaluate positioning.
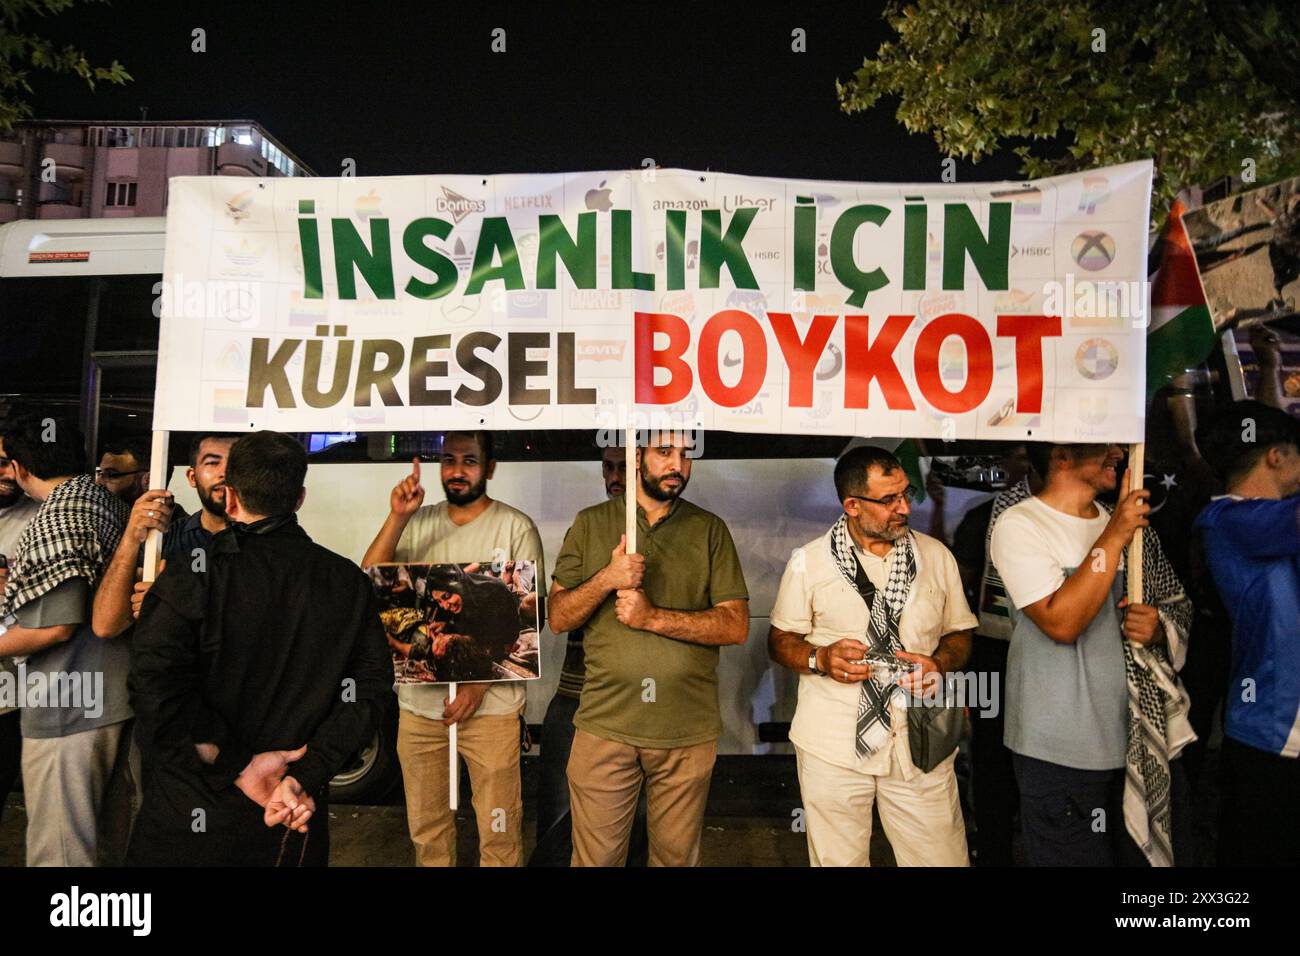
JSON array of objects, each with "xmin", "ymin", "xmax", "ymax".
[
  {"xmin": 893, "ymin": 437, "xmax": 927, "ymax": 503},
  {"xmin": 1146, "ymin": 199, "xmax": 1217, "ymax": 399}
]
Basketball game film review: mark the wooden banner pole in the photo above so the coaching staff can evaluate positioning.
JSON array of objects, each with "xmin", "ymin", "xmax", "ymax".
[
  {"xmin": 142, "ymin": 430, "xmax": 169, "ymax": 583},
  {"xmin": 1126, "ymin": 442, "xmax": 1145, "ymax": 606},
  {"xmin": 625, "ymin": 424, "xmax": 637, "ymax": 555}
]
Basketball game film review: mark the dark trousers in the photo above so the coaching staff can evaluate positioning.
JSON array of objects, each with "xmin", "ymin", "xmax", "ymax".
[
  {"xmin": 968, "ymin": 635, "xmax": 1017, "ymax": 866},
  {"xmin": 529, "ymin": 691, "xmax": 648, "ymax": 867},
  {"xmin": 1178, "ymin": 612, "xmax": 1231, "ymax": 787},
  {"xmin": 1218, "ymin": 736, "xmax": 1300, "ymax": 866},
  {"xmin": 0, "ymin": 711, "xmax": 20, "ymax": 827},
  {"xmin": 1013, "ymin": 752, "xmax": 1189, "ymax": 867},
  {"xmin": 127, "ymin": 772, "xmax": 330, "ymax": 867}
]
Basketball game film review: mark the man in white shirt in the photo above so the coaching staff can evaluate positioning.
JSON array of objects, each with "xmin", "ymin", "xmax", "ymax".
[
  {"xmin": 989, "ymin": 443, "xmax": 1166, "ymax": 866},
  {"xmin": 363, "ymin": 432, "xmax": 543, "ymax": 866},
  {"xmin": 768, "ymin": 446, "xmax": 977, "ymax": 866}
]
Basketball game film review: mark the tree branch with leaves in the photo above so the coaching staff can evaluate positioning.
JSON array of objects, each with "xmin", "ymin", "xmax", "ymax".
[
  {"xmin": 0, "ymin": 0, "xmax": 131, "ymax": 131},
  {"xmin": 837, "ymin": 1, "xmax": 1300, "ymax": 215}
]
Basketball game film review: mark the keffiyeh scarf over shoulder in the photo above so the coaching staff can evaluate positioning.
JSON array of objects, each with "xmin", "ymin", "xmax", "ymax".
[
  {"xmin": 828, "ymin": 514, "xmax": 917, "ymax": 757},
  {"xmin": 1, "ymin": 474, "xmax": 127, "ymax": 617},
  {"xmin": 1111, "ymin": 508, "xmax": 1195, "ymax": 868}
]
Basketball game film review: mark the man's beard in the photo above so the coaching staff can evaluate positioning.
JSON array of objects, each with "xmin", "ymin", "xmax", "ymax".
[
  {"xmin": 443, "ymin": 475, "xmax": 487, "ymax": 506},
  {"xmin": 196, "ymin": 482, "xmax": 227, "ymax": 518},
  {"xmin": 856, "ymin": 514, "xmax": 909, "ymax": 542},
  {"xmin": 0, "ymin": 481, "xmax": 22, "ymax": 509},
  {"xmin": 640, "ymin": 468, "xmax": 688, "ymax": 502}
]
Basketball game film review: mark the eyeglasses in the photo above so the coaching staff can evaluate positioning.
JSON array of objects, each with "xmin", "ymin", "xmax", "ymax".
[
  {"xmin": 95, "ymin": 467, "xmax": 147, "ymax": 482},
  {"xmin": 846, "ymin": 485, "xmax": 917, "ymax": 509}
]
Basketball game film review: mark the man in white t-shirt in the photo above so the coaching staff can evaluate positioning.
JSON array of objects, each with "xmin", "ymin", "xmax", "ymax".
[
  {"xmin": 768, "ymin": 446, "xmax": 977, "ymax": 866},
  {"xmin": 363, "ymin": 432, "xmax": 543, "ymax": 866},
  {"xmin": 989, "ymin": 443, "xmax": 1158, "ymax": 866}
]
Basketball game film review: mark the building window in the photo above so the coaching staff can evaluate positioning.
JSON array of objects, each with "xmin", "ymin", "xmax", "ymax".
[
  {"xmin": 105, "ymin": 181, "xmax": 138, "ymax": 207},
  {"xmin": 106, "ymin": 127, "xmax": 137, "ymax": 148}
]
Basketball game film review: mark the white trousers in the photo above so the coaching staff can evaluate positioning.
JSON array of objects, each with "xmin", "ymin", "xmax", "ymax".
[{"xmin": 795, "ymin": 745, "xmax": 969, "ymax": 867}]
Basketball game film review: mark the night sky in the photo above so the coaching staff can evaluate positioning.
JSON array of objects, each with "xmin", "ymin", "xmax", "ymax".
[{"xmin": 33, "ymin": 0, "xmax": 1028, "ymax": 183}]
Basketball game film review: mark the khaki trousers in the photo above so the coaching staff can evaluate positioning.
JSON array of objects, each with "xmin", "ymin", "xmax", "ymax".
[
  {"xmin": 567, "ymin": 727, "xmax": 717, "ymax": 867},
  {"xmin": 795, "ymin": 744, "xmax": 969, "ymax": 867},
  {"xmin": 396, "ymin": 708, "xmax": 522, "ymax": 867},
  {"xmin": 23, "ymin": 721, "xmax": 135, "ymax": 867}
]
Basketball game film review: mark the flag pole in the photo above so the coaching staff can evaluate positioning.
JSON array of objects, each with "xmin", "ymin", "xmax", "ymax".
[{"xmin": 1126, "ymin": 443, "xmax": 1145, "ymax": 602}]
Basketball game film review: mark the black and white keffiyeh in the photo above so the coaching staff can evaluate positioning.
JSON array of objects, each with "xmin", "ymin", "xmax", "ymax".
[
  {"xmin": 829, "ymin": 514, "xmax": 917, "ymax": 757},
  {"xmin": 1, "ymin": 474, "xmax": 127, "ymax": 617},
  {"xmin": 1111, "ymin": 514, "xmax": 1195, "ymax": 868}
]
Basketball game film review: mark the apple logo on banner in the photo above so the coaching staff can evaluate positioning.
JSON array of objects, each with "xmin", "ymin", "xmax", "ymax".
[{"xmin": 585, "ymin": 180, "xmax": 613, "ymax": 212}]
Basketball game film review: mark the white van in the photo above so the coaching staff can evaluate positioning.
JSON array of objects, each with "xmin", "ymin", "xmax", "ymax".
[{"xmin": 0, "ymin": 216, "xmax": 986, "ymax": 802}]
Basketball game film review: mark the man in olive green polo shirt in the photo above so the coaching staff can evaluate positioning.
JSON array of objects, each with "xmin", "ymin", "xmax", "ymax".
[{"xmin": 548, "ymin": 431, "xmax": 749, "ymax": 866}]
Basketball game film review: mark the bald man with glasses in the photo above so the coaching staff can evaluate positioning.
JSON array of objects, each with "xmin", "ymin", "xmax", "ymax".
[{"xmin": 768, "ymin": 445, "xmax": 976, "ymax": 866}]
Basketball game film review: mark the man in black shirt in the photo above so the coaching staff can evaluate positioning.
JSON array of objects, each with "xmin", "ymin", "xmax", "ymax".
[
  {"xmin": 92, "ymin": 433, "xmax": 238, "ymax": 637},
  {"xmin": 127, "ymin": 431, "xmax": 392, "ymax": 866}
]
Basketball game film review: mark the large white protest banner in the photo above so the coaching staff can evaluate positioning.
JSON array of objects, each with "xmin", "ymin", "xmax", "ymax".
[{"xmin": 155, "ymin": 161, "xmax": 1152, "ymax": 440}]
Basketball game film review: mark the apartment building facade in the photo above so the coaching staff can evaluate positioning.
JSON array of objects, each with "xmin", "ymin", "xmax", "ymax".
[{"xmin": 0, "ymin": 119, "xmax": 315, "ymax": 223}]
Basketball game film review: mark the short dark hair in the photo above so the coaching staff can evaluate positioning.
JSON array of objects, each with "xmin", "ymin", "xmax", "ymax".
[
  {"xmin": 1026, "ymin": 443, "xmax": 1055, "ymax": 481},
  {"xmin": 3, "ymin": 413, "xmax": 87, "ymax": 479},
  {"xmin": 224, "ymin": 431, "xmax": 307, "ymax": 517},
  {"xmin": 100, "ymin": 434, "xmax": 150, "ymax": 468},
  {"xmin": 187, "ymin": 432, "xmax": 241, "ymax": 469},
  {"xmin": 1199, "ymin": 400, "xmax": 1300, "ymax": 487},
  {"xmin": 441, "ymin": 430, "xmax": 494, "ymax": 463},
  {"xmin": 1026, "ymin": 442, "xmax": 1111, "ymax": 480},
  {"xmin": 833, "ymin": 445, "xmax": 902, "ymax": 502}
]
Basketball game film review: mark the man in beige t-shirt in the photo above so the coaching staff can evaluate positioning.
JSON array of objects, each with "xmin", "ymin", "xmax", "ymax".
[
  {"xmin": 768, "ymin": 446, "xmax": 976, "ymax": 867},
  {"xmin": 363, "ymin": 431, "xmax": 543, "ymax": 866}
]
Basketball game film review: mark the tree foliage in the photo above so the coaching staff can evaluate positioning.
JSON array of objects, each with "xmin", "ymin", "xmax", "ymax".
[
  {"xmin": 0, "ymin": 0, "xmax": 130, "ymax": 131},
  {"xmin": 838, "ymin": 1, "xmax": 1300, "ymax": 215}
]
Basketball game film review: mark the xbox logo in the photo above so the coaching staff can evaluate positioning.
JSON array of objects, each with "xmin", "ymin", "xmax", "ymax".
[{"xmin": 1071, "ymin": 230, "xmax": 1115, "ymax": 272}]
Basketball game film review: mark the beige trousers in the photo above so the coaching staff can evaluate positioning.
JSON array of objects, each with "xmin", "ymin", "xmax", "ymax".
[
  {"xmin": 396, "ymin": 708, "xmax": 522, "ymax": 866},
  {"xmin": 567, "ymin": 727, "xmax": 717, "ymax": 867},
  {"xmin": 795, "ymin": 744, "xmax": 969, "ymax": 867},
  {"xmin": 22, "ymin": 720, "xmax": 135, "ymax": 867}
]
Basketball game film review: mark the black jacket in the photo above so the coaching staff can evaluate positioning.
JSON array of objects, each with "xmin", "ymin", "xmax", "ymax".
[{"xmin": 127, "ymin": 515, "xmax": 392, "ymax": 865}]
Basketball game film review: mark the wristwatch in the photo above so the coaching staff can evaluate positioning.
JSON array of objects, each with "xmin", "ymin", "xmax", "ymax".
[{"xmin": 808, "ymin": 646, "xmax": 824, "ymax": 676}]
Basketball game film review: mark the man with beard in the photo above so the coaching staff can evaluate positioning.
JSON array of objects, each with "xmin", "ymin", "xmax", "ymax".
[
  {"xmin": 92, "ymin": 434, "xmax": 238, "ymax": 638},
  {"xmin": 0, "ymin": 424, "xmax": 41, "ymax": 827},
  {"xmin": 530, "ymin": 442, "xmax": 650, "ymax": 867},
  {"xmin": 768, "ymin": 446, "xmax": 977, "ymax": 866},
  {"xmin": 363, "ymin": 431, "xmax": 543, "ymax": 867},
  {"xmin": 549, "ymin": 431, "xmax": 749, "ymax": 866},
  {"xmin": 95, "ymin": 436, "xmax": 153, "ymax": 508},
  {"xmin": 991, "ymin": 444, "xmax": 1194, "ymax": 867}
]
